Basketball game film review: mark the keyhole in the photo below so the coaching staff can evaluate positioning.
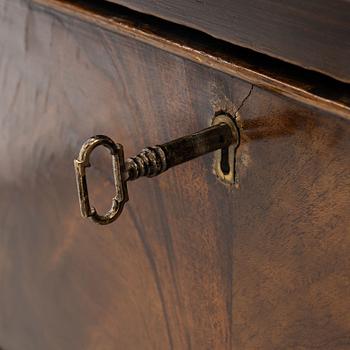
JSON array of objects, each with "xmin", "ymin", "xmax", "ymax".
[
  {"xmin": 212, "ymin": 113, "xmax": 239, "ymax": 184},
  {"xmin": 220, "ymin": 147, "xmax": 230, "ymax": 175}
]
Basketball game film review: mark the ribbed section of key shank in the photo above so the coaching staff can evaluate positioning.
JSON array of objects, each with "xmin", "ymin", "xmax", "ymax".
[{"xmin": 125, "ymin": 146, "xmax": 167, "ymax": 181}]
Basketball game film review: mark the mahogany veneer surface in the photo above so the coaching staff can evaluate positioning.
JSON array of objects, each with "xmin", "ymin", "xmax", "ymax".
[{"xmin": 0, "ymin": 1, "xmax": 349, "ymax": 349}]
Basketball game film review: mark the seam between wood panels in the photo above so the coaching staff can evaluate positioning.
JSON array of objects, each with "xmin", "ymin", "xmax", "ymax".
[{"xmin": 30, "ymin": 0, "xmax": 350, "ymax": 121}]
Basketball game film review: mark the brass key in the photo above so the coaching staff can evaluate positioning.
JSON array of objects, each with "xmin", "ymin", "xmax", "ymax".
[{"xmin": 74, "ymin": 114, "xmax": 239, "ymax": 225}]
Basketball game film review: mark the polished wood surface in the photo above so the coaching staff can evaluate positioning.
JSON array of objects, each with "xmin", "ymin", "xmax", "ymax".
[
  {"xmin": 1, "ymin": 0, "xmax": 350, "ymax": 349},
  {"xmin": 32, "ymin": 0, "xmax": 350, "ymax": 120},
  {"xmin": 106, "ymin": 0, "xmax": 350, "ymax": 83}
]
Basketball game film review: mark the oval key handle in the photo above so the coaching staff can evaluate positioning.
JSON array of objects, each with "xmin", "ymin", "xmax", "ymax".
[
  {"xmin": 74, "ymin": 114, "xmax": 239, "ymax": 225},
  {"xmin": 74, "ymin": 135, "xmax": 129, "ymax": 225}
]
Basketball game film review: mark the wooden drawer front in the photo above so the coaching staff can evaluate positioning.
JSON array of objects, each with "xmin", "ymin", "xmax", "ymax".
[{"xmin": 0, "ymin": 1, "xmax": 349, "ymax": 349}]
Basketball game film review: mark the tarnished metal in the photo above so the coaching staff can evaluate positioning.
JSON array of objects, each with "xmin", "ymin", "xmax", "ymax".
[
  {"xmin": 74, "ymin": 115, "xmax": 239, "ymax": 225},
  {"xmin": 212, "ymin": 113, "xmax": 240, "ymax": 184},
  {"xmin": 125, "ymin": 146, "xmax": 167, "ymax": 180},
  {"xmin": 74, "ymin": 135, "xmax": 128, "ymax": 225}
]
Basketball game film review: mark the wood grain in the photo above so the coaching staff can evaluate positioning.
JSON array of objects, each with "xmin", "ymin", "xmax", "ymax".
[
  {"xmin": 106, "ymin": 0, "xmax": 350, "ymax": 84},
  {"xmin": 31, "ymin": 0, "xmax": 350, "ymax": 122},
  {"xmin": 0, "ymin": 0, "xmax": 349, "ymax": 349}
]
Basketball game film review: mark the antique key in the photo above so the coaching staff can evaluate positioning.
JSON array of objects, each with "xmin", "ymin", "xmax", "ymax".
[{"xmin": 74, "ymin": 114, "xmax": 239, "ymax": 225}]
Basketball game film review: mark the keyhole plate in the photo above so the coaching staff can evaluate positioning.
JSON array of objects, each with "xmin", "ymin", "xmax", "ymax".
[{"xmin": 212, "ymin": 113, "xmax": 239, "ymax": 185}]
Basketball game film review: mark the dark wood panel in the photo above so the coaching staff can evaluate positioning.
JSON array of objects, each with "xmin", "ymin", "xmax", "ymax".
[
  {"xmin": 32, "ymin": 0, "xmax": 350, "ymax": 121},
  {"xmin": 0, "ymin": 1, "xmax": 350, "ymax": 349},
  {"xmin": 106, "ymin": 0, "xmax": 350, "ymax": 83}
]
